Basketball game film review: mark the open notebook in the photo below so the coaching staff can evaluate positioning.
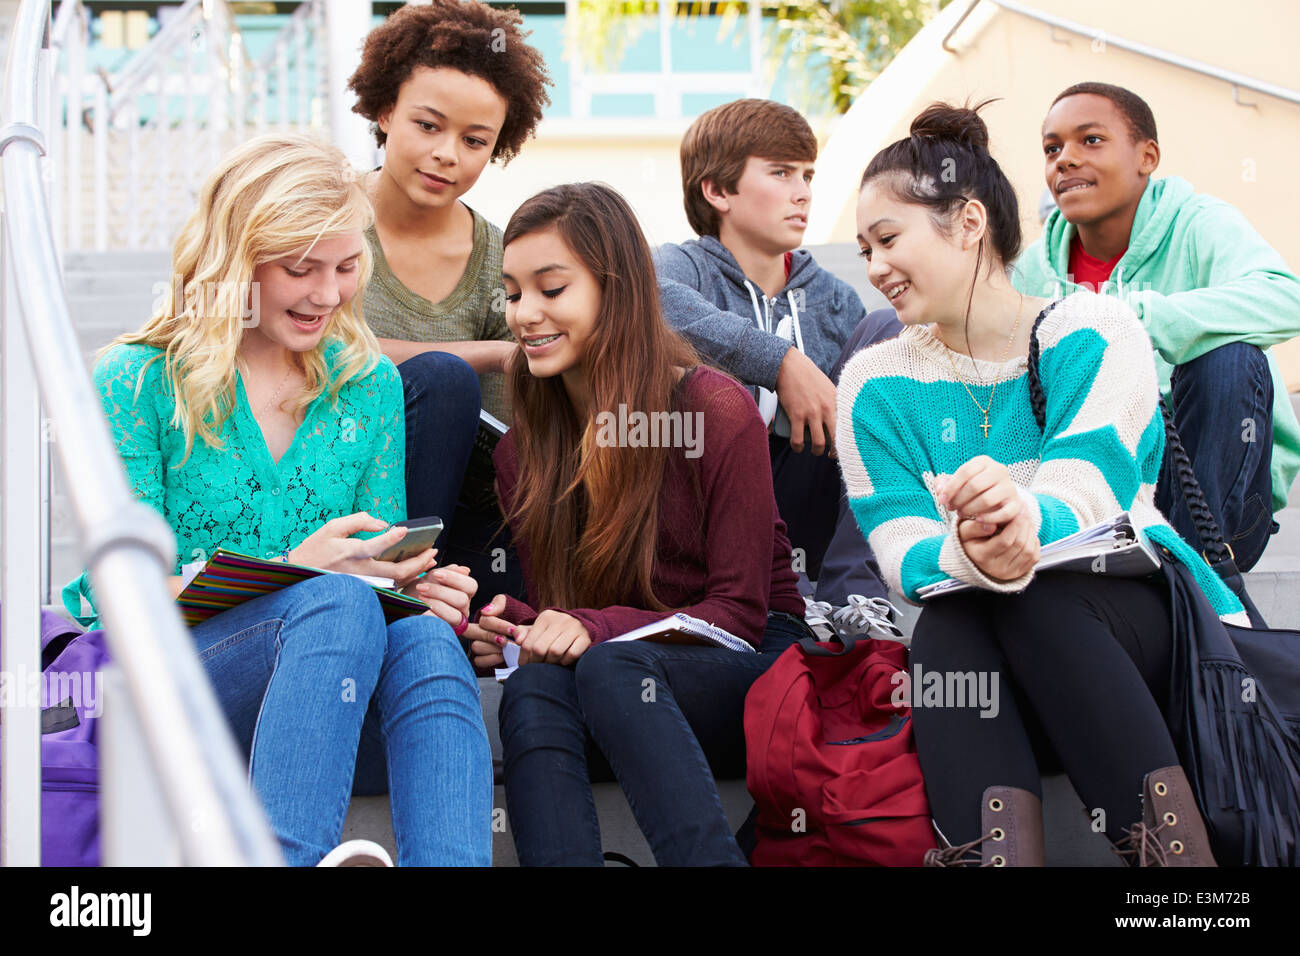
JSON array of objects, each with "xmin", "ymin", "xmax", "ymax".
[
  {"xmin": 916, "ymin": 512, "xmax": 1162, "ymax": 601},
  {"xmin": 494, "ymin": 612, "xmax": 753, "ymax": 680}
]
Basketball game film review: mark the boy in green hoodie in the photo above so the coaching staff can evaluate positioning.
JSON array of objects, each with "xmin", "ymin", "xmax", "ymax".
[{"xmin": 1014, "ymin": 82, "xmax": 1300, "ymax": 571}]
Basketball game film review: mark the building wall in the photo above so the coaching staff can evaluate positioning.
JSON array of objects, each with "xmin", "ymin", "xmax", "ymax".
[{"xmin": 807, "ymin": 0, "xmax": 1300, "ymax": 387}]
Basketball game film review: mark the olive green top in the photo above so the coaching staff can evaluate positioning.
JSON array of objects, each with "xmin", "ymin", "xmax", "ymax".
[{"xmin": 362, "ymin": 205, "xmax": 511, "ymax": 420}]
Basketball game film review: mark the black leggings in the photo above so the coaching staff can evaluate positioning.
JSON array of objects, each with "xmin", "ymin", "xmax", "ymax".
[{"xmin": 910, "ymin": 571, "xmax": 1179, "ymax": 845}]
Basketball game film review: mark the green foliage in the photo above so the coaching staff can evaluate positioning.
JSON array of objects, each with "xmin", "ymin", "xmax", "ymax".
[{"xmin": 567, "ymin": 0, "xmax": 951, "ymax": 115}]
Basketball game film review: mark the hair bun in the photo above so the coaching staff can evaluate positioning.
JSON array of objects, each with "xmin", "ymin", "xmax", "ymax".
[{"xmin": 909, "ymin": 101, "xmax": 992, "ymax": 151}]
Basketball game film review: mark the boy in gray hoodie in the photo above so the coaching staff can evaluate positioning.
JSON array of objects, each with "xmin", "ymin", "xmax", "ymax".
[{"xmin": 655, "ymin": 99, "xmax": 901, "ymax": 628}]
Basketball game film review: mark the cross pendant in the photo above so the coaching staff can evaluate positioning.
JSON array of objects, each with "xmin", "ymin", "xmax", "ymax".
[{"xmin": 980, "ymin": 415, "xmax": 991, "ymax": 438}]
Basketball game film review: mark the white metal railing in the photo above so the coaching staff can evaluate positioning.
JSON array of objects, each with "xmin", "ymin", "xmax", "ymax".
[
  {"xmin": 1, "ymin": 0, "xmax": 283, "ymax": 866},
  {"xmin": 50, "ymin": 0, "xmax": 329, "ymax": 251},
  {"xmin": 944, "ymin": 0, "xmax": 1300, "ymax": 108}
]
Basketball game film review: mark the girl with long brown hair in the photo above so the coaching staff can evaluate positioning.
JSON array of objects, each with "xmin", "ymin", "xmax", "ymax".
[{"xmin": 443, "ymin": 181, "xmax": 809, "ymax": 865}]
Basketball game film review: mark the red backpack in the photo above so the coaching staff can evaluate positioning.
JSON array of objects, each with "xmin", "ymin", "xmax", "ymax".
[{"xmin": 744, "ymin": 633, "xmax": 936, "ymax": 866}]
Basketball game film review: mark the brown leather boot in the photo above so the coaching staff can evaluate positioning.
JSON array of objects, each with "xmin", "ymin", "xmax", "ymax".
[
  {"xmin": 1112, "ymin": 766, "xmax": 1217, "ymax": 867},
  {"xmin": 923, "ymin": 786, "xmax": 1045, "ymax": 867}
]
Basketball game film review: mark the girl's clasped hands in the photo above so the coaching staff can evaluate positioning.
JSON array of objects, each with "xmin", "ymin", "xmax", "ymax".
[{"xmin": 936, "ymin": 455, "xmax": 1041, "ymax": 582}]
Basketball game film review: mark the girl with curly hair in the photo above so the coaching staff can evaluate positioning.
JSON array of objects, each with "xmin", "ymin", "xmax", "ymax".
[{"xmin": 347, "ymin": 1, "xmax": 552, "ymax": 604}]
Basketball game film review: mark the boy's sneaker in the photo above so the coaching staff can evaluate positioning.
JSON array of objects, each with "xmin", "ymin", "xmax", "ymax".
[
  {"xmin": 803, "ymin": 597, "xmax": 839, "ymax": 641},
  {"xmin": 832, "ymin": 594, "xmax": 905, "ymax": 641},
  {"xmin": 317, "ymin": 839, "xmax": 394, "ymax": 867},
  {"xmin": 805, "ymin": 594, "xmax": 904, "ymax": 642}
]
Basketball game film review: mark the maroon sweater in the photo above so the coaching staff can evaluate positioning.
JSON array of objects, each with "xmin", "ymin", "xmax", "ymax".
[{"xmin": 490, "ymin": 365, "xmax": 804, "ymax": 647}]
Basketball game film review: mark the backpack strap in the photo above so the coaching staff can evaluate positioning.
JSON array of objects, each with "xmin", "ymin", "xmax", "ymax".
[{"xmin": 798, "ymin": 633, "xmax": 861, "ymax": 657}]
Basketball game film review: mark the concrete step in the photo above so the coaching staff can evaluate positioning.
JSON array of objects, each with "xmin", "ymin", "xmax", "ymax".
[
  {"xmin": 1252, "ymin": 505, "xmax": 1300, "ymax": 575},
  {"xmin": 63, "ymin": 249, "xmax": 173, "ymax": 275},
  {"xmin": 62, "ymin": 270, "xmax": 176, "ymax": 299}
]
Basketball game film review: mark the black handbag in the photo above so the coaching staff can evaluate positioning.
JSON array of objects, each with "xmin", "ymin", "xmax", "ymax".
[
  {"xmin": 1159, "ymin": 556, "xmax": 1300, "ymax": 866},
  {"xmin": 1028, "ymin": 303, "xmax": 1300, "ymax": 866}
]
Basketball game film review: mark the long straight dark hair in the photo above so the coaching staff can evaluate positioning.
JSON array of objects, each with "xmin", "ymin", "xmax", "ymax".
[{"xmin": 502, "ymin": 182, "xmax": 701, "ymax": 611}]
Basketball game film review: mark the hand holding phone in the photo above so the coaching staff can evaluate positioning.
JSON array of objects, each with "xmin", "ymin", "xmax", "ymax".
[{"xmin": 375, "ymin": 516, "xmax": 444, "ymax": 563}]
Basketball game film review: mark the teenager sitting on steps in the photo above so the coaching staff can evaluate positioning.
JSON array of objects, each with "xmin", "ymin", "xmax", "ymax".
[
  {"xmin": 839, "ymin": 102, "xmax": 1240, "ymax": 867},
  {"xmin": 63, "ymin": 135, "xmax": 493, "ymax": 866},
  {"xmin": 1014, "ymin": 82, "xmax": 1300, "ymax": 571},
  {"xmin": 444, "ymin": 182, "xmax": 811, "ymax": 866},
  {"xmin": 653, "ymin": 99, "xmax": 903, "ymax": 640},
  {"xmin": 347, "ymin": 0, "xmax": 553, "ymax": 607}
]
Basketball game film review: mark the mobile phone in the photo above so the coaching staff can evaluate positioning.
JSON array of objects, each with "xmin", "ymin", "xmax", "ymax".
[{"xmin": 375, "ymin": 516, "xmax": 444, "ymax": 563}]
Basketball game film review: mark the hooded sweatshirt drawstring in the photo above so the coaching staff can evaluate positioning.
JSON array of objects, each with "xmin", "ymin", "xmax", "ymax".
[
  {"xmin": 745, "ymin": 279, "xmax": 779, "ymax": 425},
  {"xmin": 786, "ymin": 288, "xmax": 805, "ymax": 354},
  {"xmin": 742, "ymin": 280, "xmax": 809, "ymax": 427}
]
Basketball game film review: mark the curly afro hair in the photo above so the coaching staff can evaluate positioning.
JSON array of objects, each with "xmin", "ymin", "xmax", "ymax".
[{"xmin": 348, "ymin": 1, "xmax": 552, "ymax": 165}]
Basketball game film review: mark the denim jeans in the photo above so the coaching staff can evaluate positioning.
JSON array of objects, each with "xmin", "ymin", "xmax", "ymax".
[
  {"xmin": 398, "ymin": 350, "xmax": 481, "ymax": 530},
  {"xmin": 1155, "ymin": 342, "xmax": 1278, "ymax": 571},
  {"xmin": 399, "ymin": 349, "xmax": 527, "ymax": 611},
  {"xmin": 190, "ymin": 574, "xmax": 493, "ymax": 866},
  {"xmin": 498, "ymin": 612, "xmax": 810, "ymax": 866}
]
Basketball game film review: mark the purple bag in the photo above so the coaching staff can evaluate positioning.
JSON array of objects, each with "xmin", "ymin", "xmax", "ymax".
[{"xmin": 0, "ymin": 605, "xmax": 110, "ymax": 866}]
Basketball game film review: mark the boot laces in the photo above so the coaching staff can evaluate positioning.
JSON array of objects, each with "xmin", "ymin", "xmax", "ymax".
[
  {"xmin": 1113, "ymin": 820, "xmax": 1171, "ymax": 867},
  {"xmin": 923, "ymin": 828, "xmax": 1002, "ymax": 867}
]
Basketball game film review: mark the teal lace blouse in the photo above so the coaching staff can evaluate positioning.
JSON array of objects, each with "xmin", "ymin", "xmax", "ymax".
[{"xmin": 62, "ymin": 339, "xmax": 406, "ymax": 627}]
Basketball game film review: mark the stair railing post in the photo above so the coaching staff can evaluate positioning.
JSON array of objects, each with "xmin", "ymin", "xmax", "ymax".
[
  {"xmin": 91, "ymin": 75, "xmax": 106, "ymax": 250},
  {"xmin": 0, "ymin": 209, "xmax": 44, "ymax": 868}
]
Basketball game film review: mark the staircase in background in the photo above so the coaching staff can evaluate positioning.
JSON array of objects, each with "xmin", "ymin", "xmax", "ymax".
[{"xmin": 47, "ymin": 0, "xmax": 330, "ymax": 253}]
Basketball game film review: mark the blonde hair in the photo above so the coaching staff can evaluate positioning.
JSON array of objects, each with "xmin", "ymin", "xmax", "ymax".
[{"xmin": 106, "ymin": 133, "xmax": 380, "ymax": 464}]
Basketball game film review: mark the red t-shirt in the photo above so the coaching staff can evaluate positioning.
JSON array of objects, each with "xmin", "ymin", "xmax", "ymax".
[
  {"xmin": 1068, "ymin": 235, "xmax": 1125, "ymax": 292},
  {"xmin": 783, "ymin": 250, "xmax": 793, "ymax": 281}
]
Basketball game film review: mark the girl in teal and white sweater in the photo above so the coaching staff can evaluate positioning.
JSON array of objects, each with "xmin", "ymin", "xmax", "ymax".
[{"xmin": 837, "ymin": 103, "xmax": 1240, "ymax": 867}]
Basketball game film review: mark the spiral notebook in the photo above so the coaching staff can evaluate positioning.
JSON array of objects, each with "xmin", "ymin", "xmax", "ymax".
[
  {"xmin": 916, "ymin": 512, "xmax": 1162, "ymax": 600},
  {"xmin": 494, "ymin": 612, "xmax": 753, "ymax": 680}
]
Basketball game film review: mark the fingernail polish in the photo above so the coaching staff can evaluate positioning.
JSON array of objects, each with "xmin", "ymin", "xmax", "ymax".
[
  {"xmin": 508, "ymin": 626, "xmax": 517, "ymax": 638},
  {"xmin": 495, "ymin": 636, "xmax": 505, "ymax": 646}
]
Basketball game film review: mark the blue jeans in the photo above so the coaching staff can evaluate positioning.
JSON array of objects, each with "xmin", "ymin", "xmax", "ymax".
[
  {"xmin": 399, "ymin": 351, "xmax": 481, "ymax": 529},
  {"xmin": 190, "ymin": 574, "xmax": 493, "ymax": 866},
  {"xmin": 1155, "ymin": 342, "xmax": 1278, "ymax": 571},
  {"xmin": 399, "ymin": 349, "xmax": 528, "ymax": 611},
  {"xmin": 498, "ymin": 612, "xmax": 810, "ymax": 866}
]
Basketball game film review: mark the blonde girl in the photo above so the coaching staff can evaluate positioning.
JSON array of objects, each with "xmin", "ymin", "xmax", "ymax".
[{"xmin": 64, "ymin": 134, "xmax": 492, "ymax": 866}]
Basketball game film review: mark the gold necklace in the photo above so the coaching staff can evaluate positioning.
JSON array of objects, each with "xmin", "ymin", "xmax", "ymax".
[
  {"xmin": 241, "ymin": 358, "xmax": 298, "ymax": 417},
  {"xmin": 942, "ymin": 294, "xmax": 1025, "ymax": 439}
]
